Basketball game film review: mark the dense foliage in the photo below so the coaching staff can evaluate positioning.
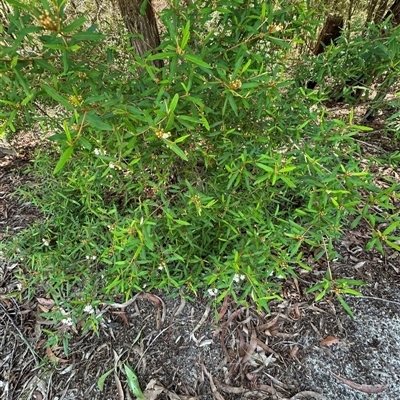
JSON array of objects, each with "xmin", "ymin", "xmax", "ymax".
[{"xmin": 1, "ymin": 0, "xmax": 399, "ymax": 341}]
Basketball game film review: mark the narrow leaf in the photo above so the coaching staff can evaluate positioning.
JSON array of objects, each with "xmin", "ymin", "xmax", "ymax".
[
  {"xmin": 54, "ymin": 146, "xmax": 73, "ymax": 174},
  {"xmin": 97, "ymin": 369, "xmax": 113, "ymax": 391},
  {"xmin": 124, "ymin": 364, "xmax": 145, "ymax": 399}
]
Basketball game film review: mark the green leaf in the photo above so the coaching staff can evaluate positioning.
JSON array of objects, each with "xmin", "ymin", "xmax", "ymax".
[
  {"xmin": 139, "ymin": 0, "xmax": 148, "ymax": 16},
  {"xmin": 315, "ymin": 290, "xmax": 326, "ymax": 302},
  {"xmin": 124, "ymin": 364, "xmax": 145, "ymax": 400},
  {"xmin": 73, "ymin": 32, "xmax": 105, "ymax": 41},
  {"xmin": 97, "ymin": 369, "xmax": 113, "ymax": 391},
  {"xmin": 41, "ymin": 84, "xmax": 74, "ymax": 110},
  {"xmin": 174, "ymin": 135, "xmax": 189, "ymax": 144},
  {"xmin": 86, "ymin": 114, "xmax": 113, "ymax": 131},
  {"xmin": 54, "ymin": 146, "xmax": 73, "ymax": 174},
  {"xmin": 34, "ymin": 59, "xmax": 58, "ymax": 73},
  {"xmin": 174, "ymin": 219, "xmax": 191, "ymax": 226},
  {"xmin": 336, "ymin": 294, "xmax": 354, "ymax": 317},
  {"xmin": 164, "ymin": 140, "xmax": 188, "ymax": 161},
  {"xmin": 183, "ymin": 54, "xmax": 212, "ymax": 69},
  {"xmin": 181, "ymin": 20, "xmax": 191, "ymax": 50},
  {"xmin": 256, "ymin": 163, "xmax": 274, "ymax": 172},
  {"xmin": 267, "ymin": 36, "xmax": 290, "ymax": 48},
  {"xmin": 169, "ymin": 93, "xmax": 179, "ymax": 114},
  {"xmin": 62, "ymin": 16, "xmax": 86, "ymax": 33},
  {"xmin": 5, "ymin": 0, "xmax": 30, "ymax": 11}
]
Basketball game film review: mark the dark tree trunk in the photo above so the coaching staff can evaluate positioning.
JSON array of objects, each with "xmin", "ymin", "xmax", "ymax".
[
  {"xmin": 373, "ymin": 0, "xmax": 390, "ymax": 23},
  {"xmin": 117, "ymin": 0, "xmax": 163, "ymax": 68},
  {"xmin": 305, "ymin": 15, "xmax": 343, "ymax": 90},
  {"xmin": 383, "ymin": 0, "xmax": 400, "ymax": 25},
  {"xmin": 313, "ymin": 15, "xmax": 344, "ymax": 56}
]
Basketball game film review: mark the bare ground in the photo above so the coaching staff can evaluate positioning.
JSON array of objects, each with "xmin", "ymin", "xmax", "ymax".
[{"xmin": 1, "ymin": 113, "xmax": 400, "ymax": 400}]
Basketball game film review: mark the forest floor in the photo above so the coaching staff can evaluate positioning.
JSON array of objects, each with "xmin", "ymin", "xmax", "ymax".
[{"xmin": 1, "ymin": 107, "xmax": 400, "ymax": 400}]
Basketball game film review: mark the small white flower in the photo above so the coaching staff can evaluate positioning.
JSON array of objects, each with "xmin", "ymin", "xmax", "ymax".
[
  {"xmin": 83, "ymin": 304, "xmax": 94, "ymax": 314},
  {"xmin": 91, "ymin": 255, "xmax": 96, "ymax": 260},
  {"xmin": 61, "ymin": 317, "xmax": 73, "ymax": 326},
  {"xmin": 109, "ymin": 162, "xmax": 115, "ymax": 169},
  {"xmin": 42, "ymin": 238, "xmax": 50, "ymax": 246},
  {"xmin": 207, "ymin": 288, "xmax": 219, "ymax": 296},
  {"xmin": 94, "ymin": 148, "xmax": 107, "ymax": 156},
  {"xmin": 60, "ymin": 308, "xmax": 69, "ymax": 316},
  {"xmin": 233, "ymin": 274, "xmax": 246, "ymax": 283},
  {"xmin": 162, "ymin": 132, "xmax": 171, "ymax": 139}
]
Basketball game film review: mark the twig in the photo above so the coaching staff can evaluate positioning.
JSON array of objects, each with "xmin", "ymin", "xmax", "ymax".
[
  {"xmin": 0, "ymin": 303, "xmax": 41, "ymax": 365},
  {"xmin": 356, "ymin": 295, "xmax": 400, "ymax": 307}
]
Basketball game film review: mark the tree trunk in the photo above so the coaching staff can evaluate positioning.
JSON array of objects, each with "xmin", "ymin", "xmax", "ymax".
[
  {"xmin": 116, "ymin": 0, "xmax": 163, "ymax": 68},
  {"xmin": 313, "ymin": 15, "xmax": 344, "ymax": 56},
  {"xmin": 373, "ymin": 0, "xmax": 390, "ymax": 23},
  {"xmin": 383, "ymin": 0, "xmax": 400, "ymax": 25}
]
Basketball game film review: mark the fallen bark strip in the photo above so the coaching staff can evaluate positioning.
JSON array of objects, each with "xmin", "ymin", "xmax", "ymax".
[{"xmin": 330, "ymin": 371, "xmax": 387, "ymax": 394}]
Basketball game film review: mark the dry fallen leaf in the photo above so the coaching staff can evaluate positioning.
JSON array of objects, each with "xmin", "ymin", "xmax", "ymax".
[
  {"xmin": 331, "ymin": 371, "xmax": 387, "ymax": 394},
  {"xmin": 290, "ymin": 345, "xmax": 299, "ymax": 358},
  {"xmin": 320, "ymin": 336, "xmax": 340, "ymax": 346},
  {"xmin": 36, "ymin": 297, "xmax": 55, "ymax": 309},
  {"xmin": 45, "ymin": 347, "xmax": 69, "ymax": 363}
]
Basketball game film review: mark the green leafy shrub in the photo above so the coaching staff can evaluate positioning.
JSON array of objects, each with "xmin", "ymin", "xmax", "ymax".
[{"xmin": 1, "ymin": 0, "xmax": 400, "ymax": 342}]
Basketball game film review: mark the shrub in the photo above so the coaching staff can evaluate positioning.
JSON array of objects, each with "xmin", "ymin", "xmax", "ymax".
[{"xmin": 1, "ymin": 0, "xmax": 400, "ymax": 342}]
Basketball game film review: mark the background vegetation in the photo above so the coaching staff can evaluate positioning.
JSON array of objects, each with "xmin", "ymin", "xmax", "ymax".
[{"xmin": 0, "ymin": 0, "xmax": 399, "ymax": 346}]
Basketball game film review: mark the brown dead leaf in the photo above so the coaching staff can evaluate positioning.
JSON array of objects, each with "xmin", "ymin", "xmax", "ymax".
[
  {"xmin": 217, "ymin": 295, "xmax": 229, "ymax": 321},
  {"xmin": 331, "ymin": 371, "xmax": 387, "ymax": 394},
  {"xmin": 45, "ymin": 347, "xmax": 69, "ymax": 363},
  {"xmin": 215, "ymin": 380, "xmax": 246, "ymax": 394},
  {"xmin": 36, "ymin": 297, "xmax": 55, "ymax": 309},
  {"xmin": 320, "ymin": 336, "xmax": 340, "ymax": 346},
  {"xmin": 37, "ymin": 304, "xmax": 51, "ymax": 313},
  {"xmin": 242, "ymin": 329, "xmax": 257, "ymax": 364},
  {"xmin": 141, "ymin": 293, "xmax": 161, "ymax": 307},
  {"xmin": 290, "ymin": 345, "xmax": 299, "ymax": 358},
  {"xmin": 114, "ymin": 372, "xmax": 125, "ymax": 400},
  {"xmin": 202, "ymin": 365, "xmax": 224, "ymax": 400},
  {"xmin": 143, "ymin": 379, "xmax": 164, "ymax": 400}
]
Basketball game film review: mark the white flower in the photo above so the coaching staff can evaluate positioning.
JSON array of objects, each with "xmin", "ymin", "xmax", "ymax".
[
  {"xmin": 207, "ymin": 288, "xmax": 219, "ymax": 296},
  {"xmin": 61, "ymin": 317, "xmax": 73, "ymax": 326},
  {"xmin": 162, "ymin": 132, "xmax": 171, "ymax": 139},
  {"xmin": 60, "ymin": 308, "xmax": 69, "ymax": 316},
  {"xmin": 233, "ymin": 274, "xmax": 245, "ymax": 283},
  {"xmin": 83, "ymin": 304, "xmax": 94, "ymax": 314},
  {"xmin": 94, "ymin": 148, "xmax": 107, "ymax": 156},
  {"xmin": 42, "ymin": 238, "xmax": 50, "ymax": 246},
  {"xmin": 109, "ymin": 162, "xmax": 115, "ymax": 169}
]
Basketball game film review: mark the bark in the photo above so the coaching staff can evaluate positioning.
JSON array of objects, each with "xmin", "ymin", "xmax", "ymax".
[
  {"xmin": 366, "ymin": 0, "xmax": 379, "ymax": 23},
  {"xmin": 116, "ymin": 0, "xmax": 163, "ymax": 68},
  {"xmin": 383, "ymin": 0, "xmax": 400, "ymax": 25},
  {"xmin": 373, "ymin": 0, "xmax": 390, "ymax": 23},
  {"xmin": 313, "ymin": 15, "xmax": 344, "ymax": 56}
]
